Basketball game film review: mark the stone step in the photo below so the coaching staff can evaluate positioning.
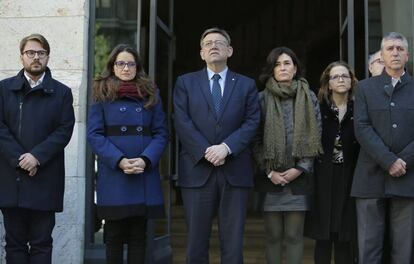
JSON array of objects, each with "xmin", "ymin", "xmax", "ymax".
[
  {"xmin": 153, "ymin": 205, "xmax": 316, "ymax": 263},
  {"xmin": 171, "ymin": 239, "xmax": 316, "ymax": 264}
]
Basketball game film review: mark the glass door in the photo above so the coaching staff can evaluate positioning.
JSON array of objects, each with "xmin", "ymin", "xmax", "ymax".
[{"xmin": 144, "ymin": 0, "xmax": 175, "ymax": 263}]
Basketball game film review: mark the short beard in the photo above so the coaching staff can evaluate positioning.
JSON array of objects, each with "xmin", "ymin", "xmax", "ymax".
[{"xmin": 25, "ymin": 65, "xmax": 46, "ymax": 77}]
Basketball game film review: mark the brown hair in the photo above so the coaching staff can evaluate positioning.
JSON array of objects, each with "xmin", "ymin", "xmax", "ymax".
[
  {"xmin": 20, "ymin": 33, "xmax": 50, "ymax": 55},
  {"xmin": 93, "ymin": 44, "xmax": 157, "ymax": 108},
  {"xmin": 317, "ymin": 61, "xmax": 358, "ymax": 104},
  {"xmin": 200, "ymin": 27, "xmax": 231, "ymax": 47},
  {"xmin": 259, "ymin": 46, "xmax": 302, "ymax": 84}
]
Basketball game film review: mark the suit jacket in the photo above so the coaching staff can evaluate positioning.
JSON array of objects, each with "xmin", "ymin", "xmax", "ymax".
[
  {"xmin": 173, "ymin": 68, "xmax": 260, "ymax": 188},
  {"xmin": 351, "ymin": 71, "xmax": 414, "ymax": 198}
]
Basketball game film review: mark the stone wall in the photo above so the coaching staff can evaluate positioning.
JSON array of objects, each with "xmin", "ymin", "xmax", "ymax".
[{"xmin": 0, "ymin": 1, "xmax": 89, "ymax": 263}]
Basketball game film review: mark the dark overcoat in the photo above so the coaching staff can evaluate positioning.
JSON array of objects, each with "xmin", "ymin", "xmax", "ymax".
[
  {"xmin": 87, "ymin": 91, "xmax": 168, "ymax": 220},
  {"xmin": 0, "ymin": 68, "xmax": 75, "ymax": 212},
  {"xmin": 305, "ymin": 100, "xmax": 359, "ymax": 241},
  {"xmin": 351, "ymin": 71, "xmax": 414, "ymax": 198}
]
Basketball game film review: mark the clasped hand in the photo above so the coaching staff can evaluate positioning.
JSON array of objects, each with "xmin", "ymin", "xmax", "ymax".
[
  {"xmin": 268, "ymin": 168, "xmax": 302, "ymax": 186},
  {"xmin": 205, "ymin": 144, "xmax": 228, "ymax": 166},
  {"xmin": 389, "ymin": 158, "xmax": 406, "ymax": 177},
  {"xmin": 119, "ymin": 157, "xmax": 146, "ymax": 174},
  {"xmin": 19, "ymin": 153, "xmax": 39, "ymax": 177}
]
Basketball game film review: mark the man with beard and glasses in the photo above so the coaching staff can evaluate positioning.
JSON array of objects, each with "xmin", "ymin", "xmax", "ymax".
[{"xmin": 0, "ymin": 33, "xmax": 75, "ymax": 264}]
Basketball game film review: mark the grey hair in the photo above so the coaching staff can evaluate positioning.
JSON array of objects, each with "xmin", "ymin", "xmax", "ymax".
[
  {"xmin": 368, "ymin": 50, "xmax": 381, "ymax": 65},
  {"xmin": 380, "ymin": 32, "xmax": 408, "ymax": 50},
  {"xmin": 200, "ymin": 27, "xmax": 231, "ymax": 47}
]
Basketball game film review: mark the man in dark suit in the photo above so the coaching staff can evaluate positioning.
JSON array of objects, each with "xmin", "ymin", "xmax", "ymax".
[
  {"xmin": 173, "ymin": 27, "xmax": 260, "ymax": 263},
  {"xmin": 351, "ymin": 32, "xmax": 414, "ymax": 264},
  {"xmin": 0, "ymin": 33, "xmax": 75, "ymax": 264}
]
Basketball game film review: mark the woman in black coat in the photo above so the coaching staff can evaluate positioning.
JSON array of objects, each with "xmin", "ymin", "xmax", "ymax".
[{"xmin": 305, "ymin": 61, "xmax": 359, "ymax": 264}]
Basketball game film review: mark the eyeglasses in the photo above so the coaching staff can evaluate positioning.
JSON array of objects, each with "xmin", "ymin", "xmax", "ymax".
[
  {"xmin": 201, "ymin": 40, "xmax": 228, "ymax": 49},
  {"xmin": 114, "ymin": 61, "xmax": 137, "ymax": 69},
  {"xmin": 329, "ymin": 74, "xmax": 351, "ymax": 81},
  {"xmin": 370, "ymin": 58, "xmax": 384, "ymax": 65},
  {"xmin": 23, "ymin": 50, "xmax": 48, "ymax": 59}
]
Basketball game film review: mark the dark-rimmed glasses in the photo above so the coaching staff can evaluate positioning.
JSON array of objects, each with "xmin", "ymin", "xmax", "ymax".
[
  {"xmin": 23, "ymin": 50, "xmax": 48, "ymax": 59},
  {"xmin": 114, "ymin": 61, "xmax": 137, "ymax": 69},
  {"xmin": 329, "ymin": 74, "xmax": 351, "ymax": 81},
  {"xmin": 370, "ymin": 58, "xmax": 384, "ymax": 66}
]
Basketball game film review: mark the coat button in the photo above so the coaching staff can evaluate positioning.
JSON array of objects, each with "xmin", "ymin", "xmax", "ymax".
[
  {"xmin": 136, "ymin": 126, "xmax": 143, "ymax": 132},
  {"xmin": 392, "ymin": 124, "xmax": 397, "ymax": 128},
  {"xmin": 390, "ymin": 102, "xmax": 395, "ymax": 107},
  {"xmin": 136, "ymin": 107, "xmax": 142, "ymax": 112},
  {"xmin": 120, "ymin": 107, "xmax": 127, "ymax": 112},
  {"xmin": 16, "ymin": 177, "xmax": 20, "ymax": 181},
  {"xmin": 121, "ymin": 126, "xmax": 127, "ymax": 132}
]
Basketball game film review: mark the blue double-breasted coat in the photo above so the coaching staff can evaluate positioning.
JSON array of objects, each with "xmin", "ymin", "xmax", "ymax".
[{"xmin": 87, "ymin": 92, "xmax": 168, "ymax": 220}]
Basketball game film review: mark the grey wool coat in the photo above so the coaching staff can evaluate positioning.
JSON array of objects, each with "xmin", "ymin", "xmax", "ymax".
[{"xmin": 351, "ymin": 71, "xmax": 414, "ymax": 198}]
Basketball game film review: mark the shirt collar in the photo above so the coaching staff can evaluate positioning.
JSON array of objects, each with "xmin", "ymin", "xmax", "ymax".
[
  {"xmin": 207, "ymin": 67, "xmax": 228, "ymax": 81},
  {"xmin": 24, "ymin": 71, "xmax": 45, "ymax": 88},
  {"xmin": 391, "ymin": 71, "xmax": 405, "ymax": 87}
]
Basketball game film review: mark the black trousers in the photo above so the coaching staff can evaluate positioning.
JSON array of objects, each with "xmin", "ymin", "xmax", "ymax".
[
  {"xmin": 1, "ymin": 207, "xmax": 55, "ymax": 264},
  {"xmin": 314, "ymin": 235, "xmax": 354, "ymax": 264},
  {"xmin": 181, "ymin": 172, "xmax": 249, "ymax": 264},
  {"xmin": 104, "ymin": 216, "xmax": 147, "ymax": 264}
]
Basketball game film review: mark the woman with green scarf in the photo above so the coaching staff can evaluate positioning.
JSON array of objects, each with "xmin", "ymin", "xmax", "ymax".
[{"xmin": 253, "ymin": 47, "xmax": 322, "ymax": 264}]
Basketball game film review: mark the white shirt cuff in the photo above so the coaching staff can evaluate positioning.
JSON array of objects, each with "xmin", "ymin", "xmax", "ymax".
[{"xmin": 222, "ymin": 143, "xmax": 232, "ymax": 155}]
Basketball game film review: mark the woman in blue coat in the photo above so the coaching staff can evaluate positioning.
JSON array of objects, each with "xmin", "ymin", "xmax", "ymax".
[{"xmin": 87, "ymin": 44, "xmax": 168, "ymax": 264}]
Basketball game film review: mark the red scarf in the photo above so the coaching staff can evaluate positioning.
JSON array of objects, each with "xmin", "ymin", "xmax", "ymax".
[{"xmin": 117, "ymin": 81, "xmax": 148, "ymax": 98}]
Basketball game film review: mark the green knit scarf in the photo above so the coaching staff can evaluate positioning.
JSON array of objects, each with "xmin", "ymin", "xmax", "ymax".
[{"xmin": 263, "ymin": 77, "xmax": 322, "ymax": 171}]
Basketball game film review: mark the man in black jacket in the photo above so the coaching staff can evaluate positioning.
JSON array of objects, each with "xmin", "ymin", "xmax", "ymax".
[
  {"xmin": 352, "ymin": 32, "xmax": 414, "ymax": 264},
  {"xmin": 0, "ymin": 34, "xmax": 75, "ymax": 264}
]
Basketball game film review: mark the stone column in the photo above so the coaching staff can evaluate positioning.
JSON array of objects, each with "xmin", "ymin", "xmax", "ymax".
[{"xmin": 0, "ymin": 1, "xmax": 89, "ymax": 263}]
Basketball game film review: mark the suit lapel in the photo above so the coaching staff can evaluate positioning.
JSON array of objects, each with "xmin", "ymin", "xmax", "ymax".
[
  {"xmin": 379, "ymin": 72, "xmax": 393, "ymax": 97},
  {"xmin": 217, "ymin": 70, "xmax": 237, "ymax": 119},
  {"xmin": 381, "ymin": 72, "xmax": 412, "ymax": 97},
  {"xmin": 383, "ymin": 83, "xmax": 394, "ymax": 97},
  {"xmin": 197, "ymin": 69, "xmax": 217, "ymax": 117},
  {"xmin": 398, "ymin": 72, "xmax": 412, "ymax": 91}
]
